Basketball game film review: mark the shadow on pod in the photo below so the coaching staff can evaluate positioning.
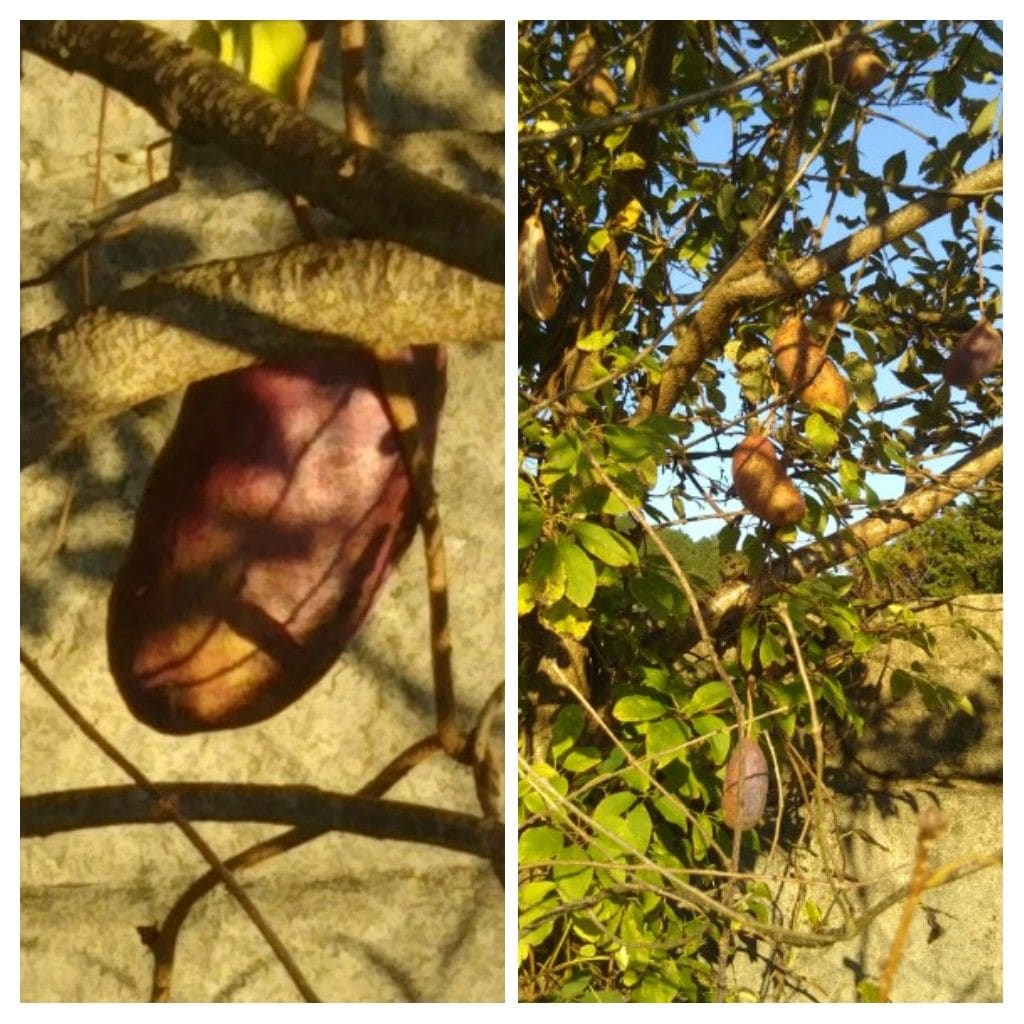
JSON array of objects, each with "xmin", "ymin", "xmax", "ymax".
[
  {"xmin": 721, "ymin": 737, "xmax": 769, "ymax": 830},
  {"xmin": 107, "ymin": 346, "xmax": 446, "ymax": 734}
]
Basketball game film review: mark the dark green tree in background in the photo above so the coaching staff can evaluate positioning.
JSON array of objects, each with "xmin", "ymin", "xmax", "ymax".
[{"xmin": 518, "ymin": 20, "xmax": 1001, "ymax": 1002}]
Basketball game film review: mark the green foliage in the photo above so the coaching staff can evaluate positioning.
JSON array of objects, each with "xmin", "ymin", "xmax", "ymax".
[
  {"xmin": 856, "ymin": 474, "xmax": 1002, "ymax": 599},
  {"xmin": 519, "ymin": 19, "xmax": 1001, "ymax": 1003}
]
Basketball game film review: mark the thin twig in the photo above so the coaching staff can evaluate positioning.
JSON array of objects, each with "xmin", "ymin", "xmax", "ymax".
[{"xmin": 20, "ymin": 647, "xmax": 322, "ymax": 1003}]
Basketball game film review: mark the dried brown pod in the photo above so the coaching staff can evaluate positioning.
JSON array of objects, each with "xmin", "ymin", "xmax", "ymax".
[
  {"xmin": 567, "ymin": 31, "xmax": 597, "ymax": 76},
  {"xmin": 518, "ymin": 212, "xmax": 562, "ymax": 322},
  {"xmin": 837, "ymin": 47, "xmax": 887, "ymax": 93},
  {"xmin": 810, "ymin": 295, "xmax": 849, "ymax": 324},
  {"xmin": 585, "ymin": 68, "xmax": 618, "ymax": 116},
  {"xmin": 107, "ymin": 348, "xmax": 446, "ymax": 733},
  {"xmin": 942, "ymin": 318, "xmax": 1002, "ymax": 388},
  {"xmin": 731, "ymin": 435, "xmax": 806, "ymax": 527},
  {"xmin": 772, "ymin": 315, "xmax": 851, "ymax": 414},
  {"xmin": 566, "ymin": 29, "xmax": 617, "ymax": 116},
  {"xmin": 722, "ymin": 737, "xmax": 769, "ymax": 830}
]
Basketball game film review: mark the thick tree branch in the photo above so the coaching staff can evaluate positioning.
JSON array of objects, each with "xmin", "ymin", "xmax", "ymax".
[
  {"xmin": 731, "ymin": 159, "xmax": 1004, "ymax": 301},
  {"xmin": 685, "ymin": 428, "xmax": 1002, "ymax": 643},
  {"xmin": 645, "ymin": 158, "xmax": 1002, "ymax": 418},
  {"xmin": 21, "ymin": 785, "xmax": 503, "ymax": 864},
  {"xmin": 21, "ymin": 239, "xmax": 502, "ymax": 466},
  {"xmin": 549, "ymin": 22, "xmax": 679, "ymax": 409},
  {"xmin": 20, "ymin": 20, "xmax": 502, "ymax": 283}
]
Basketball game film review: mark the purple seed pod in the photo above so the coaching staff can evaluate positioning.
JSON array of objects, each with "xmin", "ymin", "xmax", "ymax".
[
  {"xmin": 942, "ymin": 319, "xmax": 1002, "ymax": 388},
  {"xmin": 721, "ymin": 737, "xmax": 769, "ymax": 830},
  {"xmin": 107, "ymin": 346, "xmax": 446, "ymax": 734}
]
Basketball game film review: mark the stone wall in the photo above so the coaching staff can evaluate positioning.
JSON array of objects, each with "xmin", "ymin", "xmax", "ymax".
[{"xmin": 733, "ymin": 595, "xmax": 1003, "ymax": 1002}]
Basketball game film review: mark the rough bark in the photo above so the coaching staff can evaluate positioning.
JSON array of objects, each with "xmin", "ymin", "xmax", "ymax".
[
  {"xmin": 20, "ymin": 20, "xmax": 502, "ymax": 283},
  {"xmin": 21, "ymin": 785, "xmax": 503, "ymax": 863},
  {"xmin": 21, "ymin": 239, "xmax": 502, "ymax": 467},
  {"xmin": 643, "ymin": 159, "xmax": 1002, "ymax": 418}
]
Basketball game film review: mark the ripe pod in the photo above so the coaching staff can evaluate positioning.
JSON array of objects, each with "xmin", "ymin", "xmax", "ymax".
[
  {"xmin": 722, "ymin": 737, "xmax": 769, "ymax": 830},
  {"xmin": 107, "ymin": 347, "xmax": 445, "ymax": 734},
  {"xmin": 518, "ymin": 212, "xmax": 562, "ymax": 323},
  {"xmin": 810, "ymin": 295, "xmax": 849, "ymax": 325},
  {"xmin": 566, "ymin": 30, "xmax": 617, "ymax": 116},
  {"xmin": 772, "ymin": 315, "xmax": 851, "ymax": 414},
  {"xmin": 942, "ymin": 318, "xmax": 1002, "ymax": 388},
  {"xmin": 837, "ymin": 48, "xmax": 887, "ymax": 93},
  {"xmin": 732, "ymin": 435, "xmax": 806, "ymax": 527}
]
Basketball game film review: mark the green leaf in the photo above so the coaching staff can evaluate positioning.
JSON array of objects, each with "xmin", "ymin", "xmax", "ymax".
[
  {"xmin": 690, "ymin": 714, "xmax": 730, "ymax": 764},
  {"xmin": 577, "ymin": 328, "xmax": 616, "ymax": 352},
  {"xmin": 739, "ymin": 617, "xmax": 759, "ymax": 670},
  {"xmin": 637, "ymin": 973, "xmax": 678, "ymax": 1002},
  {"xmin": 519, "ymin": 825, "xmax": 564, "ymax": 863},
  {"xmin": 587, "ymin": 228, "xmax": 611, "ymax": 255},
  {"xmin": 528, "ymin": 539, "xmax": 565, "ymax": 606},
  {"xmin": 612, "ymin": 694, "xmax": 668, "ymax": 723},
  {"xmin": 883, "ymin": 150, "xmax": 907, "ymax": 187},
  {"xmin": 540, "ymin": 432, "xmax": 580, "ymax": 484},
  {"xmin": 613, "ymin": 151, "xmax": 647, "ymax": 172},
  {"xmin": 557, "ymin": 538, "xmax": 598, "ymax": 608},
  {"xmin": 518, "ymin": 503, "xmax": 545, "ymax": 548},
  {"xmin": 553, "ymin": 844, "xmax": 594, "ymax": 900},
  {"xmin": 758, "ymin": 628, "xmax": 787, "ymax": 668},
  {"xmin": 538, "ymin": 598, "xmax": 593, "ymax": 640},
  {"xmin": 563, "ymin": 747, "xmax": 602, "ymax": 772},
  {"xmin": 244, "ymin": 20, "xmax": 307, "ymax": 96},
  {"xmin": 519, "ymin": 880, "xmax": 556, "ymax": 907},
  {"xmin": 550, "ymin": 705, "xmax": 585, "ymax": 759},
  {"xmin": 805, "ymin": 412, "xmax": 839, "ymax": 454},
  {"xmin": 605, "ymin": 424, "xmax": 659, "ymax": 461},
  {"xmin": 572, "ymin": 521, "xmax": 639, "ymax": 567},
  {"xmin": 624, "ymin": 802, "xmax": 653, "ymax": 855},
  {"xmin": 645, "ymin": 717, "xmax": 689, "ymax": 767},
  {"xmin": 684, "ymin": 681, "xmax": 731, "ymax": 715},
  {"xmin": 970, "ymin": 97, "xmax": 999, "ymax": 137}
]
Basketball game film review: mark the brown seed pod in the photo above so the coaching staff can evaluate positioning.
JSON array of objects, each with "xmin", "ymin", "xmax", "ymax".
[
  {"xmin": 585, "ymin": 68, "xmax": 618, "ymax": 116},
  {"xmin": 567, "ymin": 31, "xmax": 597, "ymax": 76},
  {"xmin": 942, "ymin": 318, "xmax": 1002, "ymax": 388},
  {"xmin": 518, "ymin": 212, "xmax": 562, "ymax": 322},
  {"xmin": 566, "ymin": 30, "xmax": 617, "ymax": 116},
  {"xmin": 107, "ymin": 348, "xmax": 446, "ymax": 733},
  {"xmin": 772, "ymin": 315, "xmax": 852, "ymax": 414},
  {"xmin": 810, "ymin": 295, "xmax": 849, "ymax": 324},
  {"xmin": 837, "ymin": 47, "xmax": 887, "ymax": 93},
  {"xmin": 722, "ymin": 737, "xmax": 769, "ymax": 830},
  {"xmin": 732, "ymin": 435, "xmax": 806, "ymax": 527}
]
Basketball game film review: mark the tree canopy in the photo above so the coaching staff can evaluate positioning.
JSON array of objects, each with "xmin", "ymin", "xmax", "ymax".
[{"xmin": 518, "ymin": 20, "xmax": 1002, "ymax": 1002}]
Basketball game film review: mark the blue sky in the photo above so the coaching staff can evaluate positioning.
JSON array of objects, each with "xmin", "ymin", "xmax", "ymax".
[{"xmin": 646, "ymin": 29, "xmax": 1002, "ymax": 540}]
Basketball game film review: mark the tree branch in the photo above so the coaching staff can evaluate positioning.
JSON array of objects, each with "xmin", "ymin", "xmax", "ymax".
[
  {"xmin": 519, "ymin": 21, "xmax": 894, "ymax": 147},
  {"xmin": 21, "ymin": 239, "xmax": 502, "ymax": 466},
  {"xmin": 21, "ymin": 784, "xmax": 503, "ymax": 864},
  {"xmin": 20, "ymin": 20, "xmax": 502, "ymax": 283},
  {"xmin": 644, "ymin": 158, "xmax": 1002, "ymax": 418},
  {"xmin": 688, "ymin": 428, "xmax": 1003, "ymax": 642}
]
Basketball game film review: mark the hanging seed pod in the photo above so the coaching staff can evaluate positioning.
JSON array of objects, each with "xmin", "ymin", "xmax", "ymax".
[
  {"xmin": 722, "ymin": 737, "xmax": 769, "ymax": 830},
  {"xmin": 810, "ymin": 294, "xmax": 849, "ymax": 325},
  {"xmin": 731, "ymin": 435, "xmax": 806, "ymax": 527},
  {"xmin": 772, "ymin": 315, "xmax": 851, "ymax": 414},
  {"xmin": 518, "ymin": 212, "xmax": 562, "ymax": 322},
  {"xmin": 836, "ymin": 46, "xmax": 887, "ymax": 93},
  {"xmin": 107, "ymin": 347, "xmax": 446, "ymax": 733},
  {"xmin": 942, "ymin": 318, "xmax": 1002, "ymax": 388},
  {"xmin": 566, "ymin": 29, "xmax": 618, "ymax": 117}
]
